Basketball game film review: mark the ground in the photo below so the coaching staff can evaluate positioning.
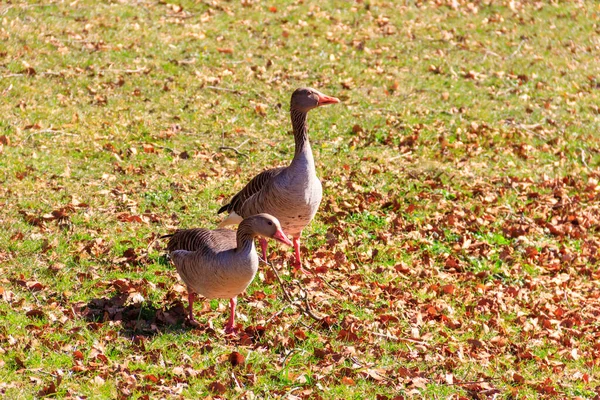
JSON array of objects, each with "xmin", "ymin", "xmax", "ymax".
[{"xmin": 1, "ymin": 0, "xmax": 599, "ymax": 398}]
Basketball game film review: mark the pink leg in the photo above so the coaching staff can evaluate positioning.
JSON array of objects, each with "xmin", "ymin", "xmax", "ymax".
[
  {"xmin": 224, "ymin": 297, "xmax": 237, "ymax": 334},
  {"xmin": 292, "ymin": 236, "xmax": 309, "ymax": 274},
  {"xmin": 187, "ymin": 289, "xmax": 200, "ymax": 327},
  {"xmin": 187, "ymin": 290, "xmax": 196, "ymax": 321},
  {"xmin": 259, "ymin": 237, "xmax": 268, "ymax": 263}
]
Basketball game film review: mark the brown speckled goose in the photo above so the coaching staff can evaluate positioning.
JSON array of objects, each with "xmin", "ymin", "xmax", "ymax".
[
  {"xmin": 163, "ymin": 214, "xmax": 292, "ymax": 333},
  {"xmin": 217, "ymin": 87, "xmax": 339, "ymax": 270}
]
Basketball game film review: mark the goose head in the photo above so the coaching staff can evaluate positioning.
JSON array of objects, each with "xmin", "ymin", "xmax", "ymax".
[
  {"xmin": 249, "ymin": 214, "xmax": 293, "ymax": 246},
  {"xmin": 291, "ymin": 87, "xmax": 340, "ymax": 113}
]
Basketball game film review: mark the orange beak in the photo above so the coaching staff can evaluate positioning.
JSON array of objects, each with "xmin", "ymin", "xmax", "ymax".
[
  {"xmin": 316, "ymin": 93, "xmax": 340, "ymax": 106},
  {"xmin": 273, "ymin": 229, "xmax": 293, "ymax": 246}
]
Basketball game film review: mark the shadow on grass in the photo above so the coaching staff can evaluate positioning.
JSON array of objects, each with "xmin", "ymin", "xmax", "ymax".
[
  {"xmin": 79, "ymin": 292, "xmax": 194, "ymax": 337},
  {"xmin": 75, "ymin": 255, "xmax": 292, "ymax": 344},
  {"xmin": 78, "ymin": 292, "xmax": 270, "ymax": 345}
]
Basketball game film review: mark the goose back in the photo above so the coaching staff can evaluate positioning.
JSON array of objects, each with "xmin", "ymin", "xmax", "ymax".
[{"xmin": 163, "ymin": 228, "xmax": 236, "ymax": 253}]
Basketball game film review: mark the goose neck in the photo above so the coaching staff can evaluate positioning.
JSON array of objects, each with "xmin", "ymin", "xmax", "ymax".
[
  {"xmin": 235, "ymin": 221, "xmax": 256, "ymax": 253},
  {"xmin": 291, "ymin": 108, "xmax": 311, "ymax": 160}
]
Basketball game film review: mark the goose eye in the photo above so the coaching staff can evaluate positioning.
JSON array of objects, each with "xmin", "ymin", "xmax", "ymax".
[{"xmin": 267, "ymin": 221, "xmax": 273, "ymax": 226}]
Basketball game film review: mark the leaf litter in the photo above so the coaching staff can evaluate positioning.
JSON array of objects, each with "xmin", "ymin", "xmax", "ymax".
[{"xmin": 1, "ymin": 0, "xmax": 600, "ymax": 398}]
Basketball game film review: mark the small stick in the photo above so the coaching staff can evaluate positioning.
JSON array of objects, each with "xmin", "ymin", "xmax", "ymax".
[
  {"xmin": 264, "ymin": 304, "xmax": 292, "ymax": 324},
  {"xmin": 509, "ymin": 41, "xmax": 525, "ymax": 58},
  {"xmin": 25, "ymin": 129, "xmax": 79, "ymax": 142},
  {"xmin": 291, "ymin": 280, "xmax": 324, "ymax": 321},
  {"xmin": 265, "ymin": 260, "xmax": 295, "ymax": 304},
  {"xmin": 219, "ymin": 138, "xmax": 250, "ymax": 158},
  {"xmin": 133, "ymin": 305, "xmax": 144, "ymax": 333},
  {"xmin": 369, "ymin": 331, "xmax": 430, "ymax": 347},
  {"xmin": 231, "ymin": 371, "xmax": 243, "ymax": 390},
  {"xmin": 1, "ymin": 71, "xmax": 67, "ymax": 79},
  {"xmin": 444, "ymin": 379, "xmax": 498, "ymax": 386},
  {"xmin": 0, "ymin": 73, "xmax": 25, "ymax": 79},
  {"xmin": 0, "ymin": 5, "xmax": 13, "ymax": 15},
  {"xmin": 219, "ymin": 146, "xmax": 249, "ymax": 158},
  {"xmin": 134, "ymin": 141, "xmax": 176, "ymax": 154},
  {"xmin": 205, "ymin": 85, "xmax": 244, "ymax": 94},
  {"xmin": 105, "ymin": 68, "xmax": 149, "ymax": 74},
  {"xmin": 266, "ymin": 260, "xmax": 323, "ymax": 321},
  {"xmin": 579, "ymin": 147, "xmax": 592, "ymax": 171}
]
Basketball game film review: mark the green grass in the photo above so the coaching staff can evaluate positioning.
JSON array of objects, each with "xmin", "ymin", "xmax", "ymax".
[{"xmin": 1, "ymin": 0, "xmax": 600, "ymax": 398}]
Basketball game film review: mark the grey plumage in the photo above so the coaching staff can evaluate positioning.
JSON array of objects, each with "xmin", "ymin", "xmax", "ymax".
[
  {"xmin": 168, "ymin": 225, "xmax": 256, "ymax": 300},
  {"xmin": 163, "ymin": 228, "xmax": 235, "ymax": 254},
  {"xmin": 163, "ymin": 213, "xmax": 292, "ymax": 332},
  {"xmin": 217, "ymin": 167, "xmax": 285, "ymax": 215},
  {"xmin": 218, "ymin": 88, "xmax": 339, "ymax": 267}
]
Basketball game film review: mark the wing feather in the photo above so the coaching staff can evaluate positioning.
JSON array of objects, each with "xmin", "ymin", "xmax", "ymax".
[
  {"xmin": 218, "ymin": 167, "xmax": 285, "ymax": 215},
  {"xmin": 163, "ymin": 228, "xmax": 236, "ymax": 254}
]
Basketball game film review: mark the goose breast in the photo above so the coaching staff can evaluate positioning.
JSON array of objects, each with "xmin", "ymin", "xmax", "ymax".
[{"xmin": 241, "ymin": 171, "xmax": 322, "ymax": 238}]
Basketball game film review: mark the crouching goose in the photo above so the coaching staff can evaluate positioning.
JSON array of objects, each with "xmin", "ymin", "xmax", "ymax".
[
  {"xmin": 217, "ymin": 87, "xmax": 339, "ymax": 270},
  {"xmin": 163, "ymin": 214, "xmax": 292, "ymax": 333}
]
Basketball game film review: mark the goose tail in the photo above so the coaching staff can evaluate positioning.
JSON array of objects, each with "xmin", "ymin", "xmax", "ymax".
[{"xmin": 218, "ymin": 211, "xmax": 243, "ymax": 228}]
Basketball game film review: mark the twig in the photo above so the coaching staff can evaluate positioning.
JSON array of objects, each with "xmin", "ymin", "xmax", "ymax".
[
  {"xmin": 165, "ymin": 11, "xmax": 195, "ymax": 20},
  {"xmin": 509, "ymin": 41, "xmax": 525, "ymax": 58},
  {"xmin": 231, "ymin": 371, "xmax": 243, "ymax": 390},
  {"xmin": 291, "ymin": 280, "xmax": 324, "ymax": 321},
  {"xmin": 205, "ymin": 85, "xmax": 244, "ymax": 94},
  {"xmin": 133, "ymin": 305, "xmax": 144, "ymax": 333},
  {"xmin": 36, "ymin": 370, "xmax": 59, "ymax": 378},
  {"xmin": 482, "ymin": 48, "xmax": 501, "ymax": 59},
  {"xmin": 265, "ymin": 260, "xmax": 323, "ymax": 321},
  {"xmin": 369, "ymin": 331, "xmax": 430, "ymax": 347},
  {"xmin": 25, "ymin": 129, "xmax": 79, "ymax": 141},
  {"xmin": 282, "ymin": 348, "xmax": 305, "ymax": 367},
  {"xmin": 349, "ymin": 356, "xmax": 367, "ymax": 367},
  {"xmin": 579, "ymin": 147, "xmax": 593, "ymax": 171},
  {"xmin": 104, "ymin": 68, "xmax": 149, "ymax": 74},
  {"xmin": 146, "ymin": 233, "xmax": 163, "ymax": 254},
  {"xmin": 219, "ymin": 138, "xmax": 250, "ymax": 158},
  {"xmin": 219, "ymin": 146, "xmax": 249, "ymax": 158},
  {"xmin": 1, "ymin": 71, "xmax": 65, "ymax": 79},
  {"xmin": 6, "ymin": 3, "xmax": 53, "ymax": 12},
  {"xmin": 264, "ymin": 304, "xmax": 292, "ymax": 324},
  {"xmin": 0, "ymin": 5, "xmax": 12, "ymax": 15},
  {"xmin": 348, "ymin": 356, "xmax": 394, "ymax": 383},
  {"xmin": 2, "ymin": 83, "xmax": 12, "ymax": 96},
  {"xmin": 0, "ymin": 73, "xmax": 25, "ymax": 79},
  {"xmin": 388, "ymin": 152, "xmax": 412, "ymax": 162},
  {"xmin": 31, "ymin": 291, "xmax": 40, "ymax": 305},
  {"xmin": 445, "ymin": 378, "xmax": 497, "ymax": 386},
  {"xmin": 265, "ymin": 260, "xmax": 295, "ymax": 304},
  {"xmin": 282, "ymin": 386, "xmax": 303, "ymax": 399},
  {"xmin": 312, "ymin": 273, "xmax": 345, "ymax": 296}
]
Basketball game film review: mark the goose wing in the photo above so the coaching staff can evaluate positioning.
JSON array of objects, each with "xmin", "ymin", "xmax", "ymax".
[
  {"xmin": 162, "ymin": 228, "xmax": 236, "ymax": 254},
  {"xmin": 218, "ymin": 167, "xmax": 285, "ymax": 215}
]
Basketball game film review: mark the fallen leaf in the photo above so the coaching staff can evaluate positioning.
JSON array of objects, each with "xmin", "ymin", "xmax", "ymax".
[
  {"xmin": 37, "ymin": 381, "xmax": 56, "ymax": 397},
  {"xmin": 341, "ymin": 376, "xmax": 355, "ymax": 386},
  {"xmin": 228, "ymin": 351, "xmax": 245, "ymax": 367},
  {"xmin": 209, "ymin": 381, "xmax": 227, "ymax": 394},
  {"xmin": 25, "ymin": 309, "xmax": 45, "ymax": 319}
]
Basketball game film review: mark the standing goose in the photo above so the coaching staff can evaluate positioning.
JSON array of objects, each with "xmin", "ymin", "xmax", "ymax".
[
  {"xmin": 164, "ymin": 213, "xmax": 292, "ymax": 333},
  {"xmin": 217, "ymin": 87, "xmax": 339, "ymax": 270}
]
